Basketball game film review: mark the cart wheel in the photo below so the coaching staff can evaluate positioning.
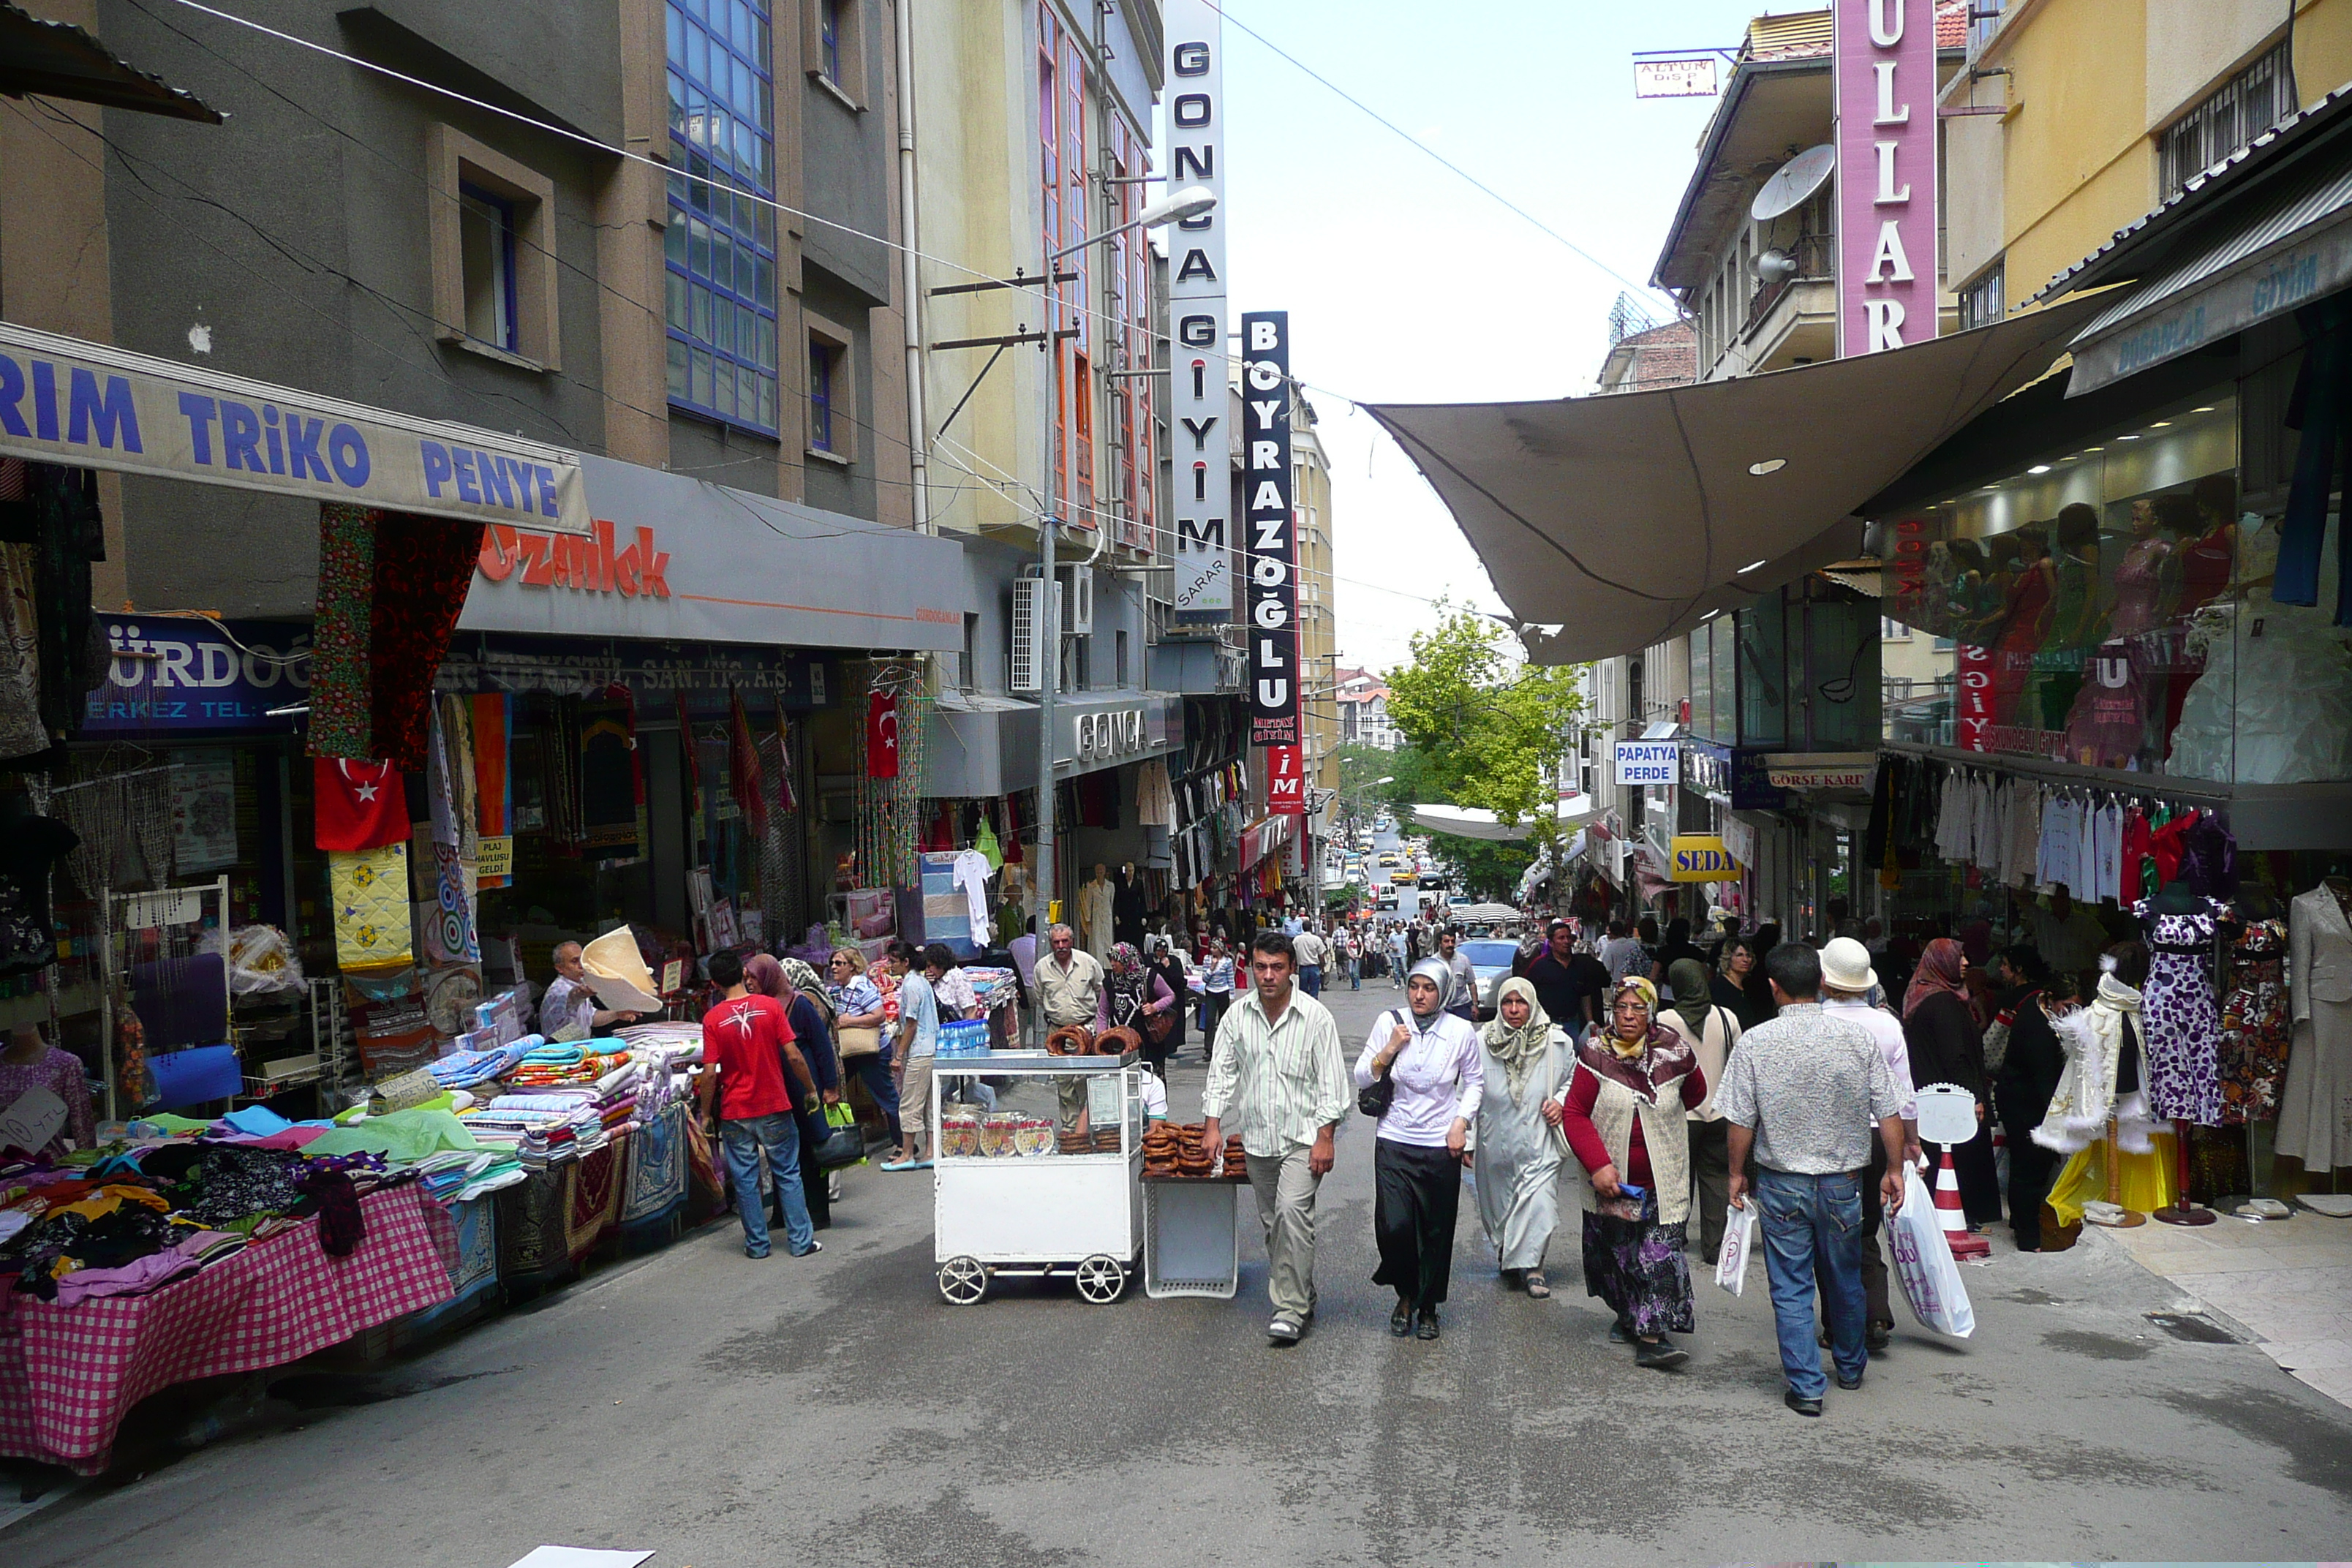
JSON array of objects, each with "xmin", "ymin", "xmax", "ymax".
[
  {"xmin": 938, "ymin": 1256, "xmax": 990, "ymax": 1305},
  {"xmin": 1074, "ymin": 1254, "xmax": 1127, "ymax": 1304}
]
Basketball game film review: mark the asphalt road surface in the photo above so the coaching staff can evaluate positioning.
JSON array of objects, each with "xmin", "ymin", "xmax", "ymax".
[{"xmin": 9, "ymin": 980, "xmax": 2351, "ymax": 1567}]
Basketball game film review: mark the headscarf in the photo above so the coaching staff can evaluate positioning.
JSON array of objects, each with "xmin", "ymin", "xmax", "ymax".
[
  {"xmin": 1904, "ymin": 937, "xmax": 1970, "ymax": 1019},
  {"xmin": 1109, "ymin": 941, "xmax": 1144, "ymax": 977},
  {"xmin": 1480, "ymin": 976, "xmax": 1552, "ymax": 1098},
  {"xmin": 745, "ymin": 953, "xmax": 794, "ymax": 1003},
  {"xmin": 1575, "ymin": 976, "xmax": 1697, "ymax": 1101},
  {"xmin": 1598, "ymin": 976, "xmax": 1663, "ymax": 1060},
  {"xmin": 777, "ymin": 957, "xmax": 830, "ymax": 1017},
  {"xmin": 1667, "ymin": 958, "xmax": 1714, "ymax": 1038},
  {"xmin": 1406, "ymin": 957, "xmax": 1455, "ymax": 1022}
]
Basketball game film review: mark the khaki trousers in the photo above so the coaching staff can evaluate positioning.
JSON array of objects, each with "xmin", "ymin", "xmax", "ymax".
[{"xmin": 1245, "ymin": 1146, "xmax": 1322, "ymax": 1321}]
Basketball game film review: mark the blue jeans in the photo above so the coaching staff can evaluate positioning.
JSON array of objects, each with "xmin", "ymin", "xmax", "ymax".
[
  {"xmin": 1347, "ymin": 958, "xmax": 1360, "ymax": 989},
  {"xmin": 1754, "ymin": 1168, "xmax": 1866, "ymax": 1399},
  {"xmin": 1299, "ymin": 965, "xmax": 1322, "ymax": 997},
  {"xmin": 843, "ymin": 1053, "xmax": 900, "ymax": 1146},
  {"xmin": 720, "ymin": 1112, "xmax": 815, "ymax": 1257}
]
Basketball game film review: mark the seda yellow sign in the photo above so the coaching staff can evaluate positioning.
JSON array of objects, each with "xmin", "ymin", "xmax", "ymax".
[{"xmin": 1668, "ymin": 835, "xmax": 1741, "ymax": 882}]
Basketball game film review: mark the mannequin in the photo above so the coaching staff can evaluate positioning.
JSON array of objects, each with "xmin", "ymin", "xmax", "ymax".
[
  {"xmin": 1112, "ymin": 861, "xmax": 1147, "ymax": 947},
  {"xmin": 2139, "ymin": 881, "xmax": 2224, "ymax": 1225},
  {"xmin": 1078, "ymin": 864, "xmax": 1116, "ymax": 962},
  {"xmin": 2278, "ymin": 875, "xmax": 2352, "ymax": 1172}
]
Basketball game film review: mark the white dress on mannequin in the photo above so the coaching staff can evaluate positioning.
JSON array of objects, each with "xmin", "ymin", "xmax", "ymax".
[{"xmin": 1077, "ymin": 875, "xmax": 1115, "ymax": 962}]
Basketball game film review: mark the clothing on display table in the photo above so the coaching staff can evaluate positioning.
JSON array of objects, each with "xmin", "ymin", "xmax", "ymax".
[
  {"xmin": 2136, "ymin": 896, "xmax": 2228, "ymax": 1127},
  {"xmin": 2278, "ymin": 883, "xmax": 2352, "ymax": 1171}
]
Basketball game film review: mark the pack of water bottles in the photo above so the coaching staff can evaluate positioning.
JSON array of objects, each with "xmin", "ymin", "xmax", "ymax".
[{"xmin": 937, "ymin": 1018, "xmax": 992, "ymax": 1058}]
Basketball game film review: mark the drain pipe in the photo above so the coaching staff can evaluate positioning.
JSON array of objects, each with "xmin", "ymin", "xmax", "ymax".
[{"xmin": 895, "ymin": 0, "xmax": 931, "ymax": 533}]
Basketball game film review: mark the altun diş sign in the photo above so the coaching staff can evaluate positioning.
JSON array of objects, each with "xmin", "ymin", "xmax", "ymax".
[
  {"xmin": 1835, "ymin": 0, "xmax": 1937, "ymax": 355},
  {"xmin": 0, "ymin": 320, "xmax": 589, "ymax": 533},
  {"xmin": 1166, "ymin": 1, "xmax": 1232, "ymax": 617},
  {"xmin": 1242, "ymin": 311, "xmax": 1298, "ymax": 749}
]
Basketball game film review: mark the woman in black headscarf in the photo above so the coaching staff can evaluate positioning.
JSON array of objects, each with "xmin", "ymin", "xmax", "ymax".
[{"xmin": 1142, "ymin": 937, "xmax": 1190, "ymax": 1078}]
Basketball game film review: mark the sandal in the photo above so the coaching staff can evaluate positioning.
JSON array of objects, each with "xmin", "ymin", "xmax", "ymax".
[{"xmin": 1523, "ymin": 1271, "xmax": 1551, "ymax": 1299}]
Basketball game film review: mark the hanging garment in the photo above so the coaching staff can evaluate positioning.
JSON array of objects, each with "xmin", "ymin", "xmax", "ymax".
[
  {"xmin": 951, "ymin": 848, "xmax": 992, "ymax": 936},
  {"xmin": 0, "ymin": 541, "xmax": 45, "ymax": 761},
  {"xmin": 2218, "ymin": 919, "xmax": 2292, "ymax": 1126},
  {"xmin": 2278, "ymin": 883, "xmax": 2352, "ymax": 1170},
  {"xmin": 0, "ymin": 802, "xmax": 77, "ymax": 976},
  {"xmin": 728, "ymin": 688, "xmax": 770, "ymax": 840},
  {"xmin": 2002, "ymin": 783, "xmax": 2040, "ymax": 889},
  {"xmin": 2074, "ymin": 795, "xmax": 2100, "ymax": 904},
  {"xmin": 309, "ymin": 505, "xmax": 481, "ymax": 769},
  {"xmin": 2121, "ymin": 809, "xmax": 2152, "ymax": 905},
  {"xmin": 2274, "ymin": 298, "xmax": 2352, "ymax": 624},
  {"xmin": 1936, "ymin": 770, "xmax": 1969, "ymax": 863},
  {"xmin": 2136, "ymin": 896, "xmax": 2228, "ymax": 1126},
  {"xmin": 2038, "ymin": 795, "xmax": 2081, "ymax": 894}
]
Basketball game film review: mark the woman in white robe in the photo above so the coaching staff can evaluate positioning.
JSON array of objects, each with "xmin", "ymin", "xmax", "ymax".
[{"xmin": 1472, "ymin": 977, "xmax": 1572, "ymax": 1296}]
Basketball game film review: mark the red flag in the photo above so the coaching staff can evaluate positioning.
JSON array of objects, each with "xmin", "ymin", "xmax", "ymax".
[
  {"xmin": 729, "ymin": 686, "xmax": 769, "ymax": 839},
  {"xmin": 313, "ymin": 757, "xmax": 410, "ymax": 851},
  {"xmin": 867, "ymin": 692, "xmax": 900, "ymax": 780}
]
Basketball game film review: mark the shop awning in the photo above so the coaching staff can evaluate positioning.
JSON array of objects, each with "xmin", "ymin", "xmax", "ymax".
[
  {"xmin": 1408, "ymin": 796, "xmax": 1599, "ymax": 843},
  {"xmin": 1239, "ymin": 813, "xmax": 1294, "ymax": 871},
  {"xmin": 0, "ymin": 2, "xmax": 224, "ymax": 122},
  {"xmin": 2062, "ymin": 154, "xmax": 2352, "ymax": 396},
  {"xmin": 0, "ymin": 321, "xmax": 591, "ymax": 535},
  {"xmin": 1364, "ymin": 296, "xmax": 2110, "ymax": 664}
]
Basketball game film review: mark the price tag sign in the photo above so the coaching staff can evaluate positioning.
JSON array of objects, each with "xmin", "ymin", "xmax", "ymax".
[{"xmin": 475, "ymin": 835, "xmax": 513, "ymax": 880}]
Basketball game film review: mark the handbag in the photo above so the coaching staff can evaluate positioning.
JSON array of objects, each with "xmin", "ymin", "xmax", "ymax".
[
  {"xmin": 836, "ymin": 1023, "xmax": 883, "ymax": 1058},
  {"xmin": 812, "ymin": 1102, "xmax": 867, "ymax": 1169},
  {"xmin": 1358, "ymin": 1010, "xmax": 1401, "ymax": 1118},
  {"xmin": 1143, "ymin": 1006, "xmax": 1177, "ymax": 1046}
]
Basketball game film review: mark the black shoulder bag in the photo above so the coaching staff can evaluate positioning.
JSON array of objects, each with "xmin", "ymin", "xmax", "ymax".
[{"xmin": 1360, "ymin": 1010, "xmax": 1401, "ymax": 1117}]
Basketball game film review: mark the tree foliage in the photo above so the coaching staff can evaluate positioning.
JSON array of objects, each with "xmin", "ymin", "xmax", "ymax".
[{"xmin": 1381, "ymin": 603, "xmax": 1588, "ymax": 880}]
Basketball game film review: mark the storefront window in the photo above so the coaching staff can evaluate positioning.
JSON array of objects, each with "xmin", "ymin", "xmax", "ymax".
[
  {"xmin": 1880, "ymin": 393, "xmax": 2342, "ymax": 785},
  {"xmin": 1688, "ymin": 619, "xmax": 1711, "ymax": 742},
  {"xmin": 1803, "ymin": 589, "xmax": 1877, "ymax": 750},
  {"xmin": 1737, "ymin": 595, "xmax": 1787, "ymax": 748}
]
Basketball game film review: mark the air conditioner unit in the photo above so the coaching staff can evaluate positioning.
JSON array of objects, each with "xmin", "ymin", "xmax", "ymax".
[
  {"xmin": 1009, "ymin": 576, "xmax": 1062, "ymax": 693},
  {"xmin": 1057, "ymin": 564, "xmax": 1094, "ymax": 634}
]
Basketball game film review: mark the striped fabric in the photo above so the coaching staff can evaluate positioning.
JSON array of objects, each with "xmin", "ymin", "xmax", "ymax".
[{"xmin": 1202, "ymin": 985, "xmax": 1352, "ymax": 1157}]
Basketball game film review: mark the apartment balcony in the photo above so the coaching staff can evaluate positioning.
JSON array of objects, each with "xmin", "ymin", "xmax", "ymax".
[{"xmin": 1715, "ymin": 233, "xmax": 1836, "ymax": 379}]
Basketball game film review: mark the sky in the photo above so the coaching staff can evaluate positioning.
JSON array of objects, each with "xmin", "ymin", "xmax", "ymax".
[{"xmin": 1173, "ymin": 0, "xmax": 1784, "ymax": 677}]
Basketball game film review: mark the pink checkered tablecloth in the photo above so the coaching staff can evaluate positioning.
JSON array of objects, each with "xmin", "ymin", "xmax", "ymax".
[{"xmin": 0, "ymin": 1183, "xmax": 457, "ymax": 1472}]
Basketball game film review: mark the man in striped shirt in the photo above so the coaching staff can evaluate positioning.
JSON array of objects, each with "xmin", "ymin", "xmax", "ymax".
[{"xmin": 1203, "ymin": 930, "xmax": 1352, "ymax": 1344}]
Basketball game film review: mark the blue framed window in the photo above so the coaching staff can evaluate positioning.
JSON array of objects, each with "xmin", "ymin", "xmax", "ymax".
[
  {"xmin": 808, "ymin": 338, "xmax": 835, "ymax": 451},
  {"xmin": 819, "ymin": 0, "xmax": 841, "ymax": 83},
  {"xmin": 665, "ymin": 0, "xmax": 780, "ymax": 435},
  {"xmin": 457, "ymin": 183, "xmax": 519, "ymax": 353}
]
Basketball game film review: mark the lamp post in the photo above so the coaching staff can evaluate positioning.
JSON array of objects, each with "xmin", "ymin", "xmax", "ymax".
[{"xmin": 1030, "ymin": 186, "xmax": 1215, "ymax": 984}]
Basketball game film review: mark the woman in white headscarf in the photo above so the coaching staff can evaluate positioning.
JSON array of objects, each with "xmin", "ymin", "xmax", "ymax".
[
  {"xmin": 1354, "ymin": 957, "xmax": 1485, "ymax": 1341},
  {"xmin": 1473, "ymin": 976, "xmax": 1572, "ymax": 1297}
]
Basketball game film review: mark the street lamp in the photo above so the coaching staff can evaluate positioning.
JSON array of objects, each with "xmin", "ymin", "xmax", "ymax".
[{"xmin": 1030, "ymin": 186, "xmax": 1218, "ymax": 992}]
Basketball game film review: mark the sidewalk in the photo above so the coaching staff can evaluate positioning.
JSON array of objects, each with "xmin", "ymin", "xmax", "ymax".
[{"xmin": 2101, "ymin": 1206, "xmax": 2352, "ymax": 1409}]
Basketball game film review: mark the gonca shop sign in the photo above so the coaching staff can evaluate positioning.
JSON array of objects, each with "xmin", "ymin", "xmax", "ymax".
[{"xmin": 1074, "ymin": 708, "xmax": 1147, "ymax": 762}]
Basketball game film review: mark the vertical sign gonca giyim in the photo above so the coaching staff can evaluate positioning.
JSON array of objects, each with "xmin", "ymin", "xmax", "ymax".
[
  {"xmin": 1241, "ymin": 310, "xmax": 1297, "ymax": 749},
  {"xmin": 1165, "ymin": 1, "xmax": 1231, "ymax": 616},
  {"xmin": 1835, "ymin": 0, "xmax": 1937, "ymax": 356}
]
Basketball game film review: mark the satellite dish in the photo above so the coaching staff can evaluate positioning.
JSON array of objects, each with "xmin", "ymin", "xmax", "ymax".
[{"xmin": 1751, "ymin": 143, "xmax": 1836, "ymax": 222}]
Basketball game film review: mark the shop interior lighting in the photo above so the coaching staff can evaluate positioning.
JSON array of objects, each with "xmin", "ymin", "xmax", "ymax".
[
  {"xmin": 2191, "ymin": 406, "xmax": 2216, "ymax": 413},
  {"xmin": 2082, "ymin": 445, "xmax": 2104, "ymax": 453},
  {"xmin": 2029, "ymin": 464, "xmax": 2052, "ymax": 474},
  {"xmin": 2149, "ymin": 421, "xmax": 2173, "ymax": 428},
  {"xmin": 2119, "ymin": 433, "xmax": 2142, "ymax": 441},
  {"xmin": 1736, "ymin": 559, "xmax": 1768, "ymax": 573},
  {"xmin": 1748, "ymin": 458, "xmax": 1787, "ymax": 475}
]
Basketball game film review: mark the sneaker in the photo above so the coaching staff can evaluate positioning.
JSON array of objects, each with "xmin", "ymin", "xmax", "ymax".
[
  {"xmin": 790, "ymin": 1240, "xmax": 825, "ymax": 1259},
  {"xmin": 1267, "ymin": 1316, "xmax": 1303, "ymax": 1344},
  {"xmin": 1414, "ymin": 1308, "xmax": 1441, "ymax": 1341},
  {"xmin": 1784, "ymin": 1390, "xmax": 1823, "ymax": 1417},
  {"xmin": 1836, "ymin": 1371, "xmax": 1863, "ymax": 1390},
  {"xmin": 745, "ymin": 1246, "xmax": 772, "ymax": 1259},
  {"xmin": 1635, "ymin": 1338, "xmax": 1689, "ymax": 1369}
]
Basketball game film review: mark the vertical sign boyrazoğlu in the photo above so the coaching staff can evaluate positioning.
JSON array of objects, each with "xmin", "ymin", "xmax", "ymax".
[
  {"xmin": 1834, "ymin": 0, "xmax": 1937, "ymax": 355},
  {"xmin": 1165, "ymin": 1, "xmax": 1231, "ymax": 616},
  {"xmin": 1241, "ymin": 310, "xmax": 1297, "ymax": 749}
]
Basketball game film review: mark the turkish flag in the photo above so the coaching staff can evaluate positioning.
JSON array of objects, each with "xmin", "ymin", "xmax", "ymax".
[
  {"xmin": 867, "ymin": 692, "xmax": 900, "ymax": 780},
  {"xmin": 314, "ymin": 757, "xmax": 411, "ymax": 851}
]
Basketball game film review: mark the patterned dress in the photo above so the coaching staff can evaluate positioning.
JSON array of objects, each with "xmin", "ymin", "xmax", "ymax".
[
  {"xmin": 2217, "ymin": 919, "xmax": 2291, "ymax": 1125},
  {"xmin": 2136, "ymin": 897, "xmax": 2227, "ymax": 1126}
]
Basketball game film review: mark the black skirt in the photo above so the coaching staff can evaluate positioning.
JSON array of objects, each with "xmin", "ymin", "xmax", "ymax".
[{"xmin": 1371, "ymin": 1138, "xmax": 1463, "ymax": 1308}]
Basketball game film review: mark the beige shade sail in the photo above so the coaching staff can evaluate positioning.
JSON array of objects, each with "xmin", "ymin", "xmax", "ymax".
[{"xmin": 1364, "ymin": 295, "xmax": 2112, "ymax": 664}]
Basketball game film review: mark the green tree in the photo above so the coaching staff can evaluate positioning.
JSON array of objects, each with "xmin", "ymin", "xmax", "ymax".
[{"xmin": 1382, "ymin": 603, "xmax": 1587, "ymax": 905}]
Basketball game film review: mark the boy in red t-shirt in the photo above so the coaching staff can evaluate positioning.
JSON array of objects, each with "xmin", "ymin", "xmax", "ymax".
[{"xmin": 698, "ymin": 947, "xmax": 821, "ymax": 1259}]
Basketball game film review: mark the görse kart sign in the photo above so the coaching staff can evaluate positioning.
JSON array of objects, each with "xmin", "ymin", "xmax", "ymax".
[{"xmin": 0, "ymin": 320, "xmax": 589, "ymax": 535}]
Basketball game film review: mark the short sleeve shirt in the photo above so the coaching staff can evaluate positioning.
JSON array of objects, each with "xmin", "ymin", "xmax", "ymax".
[{"xmin": 701, "ymin": 993, "xmax": 796, "ymax": 1120}]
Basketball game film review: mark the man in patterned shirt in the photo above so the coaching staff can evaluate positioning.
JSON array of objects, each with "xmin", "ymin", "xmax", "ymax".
[
  {"xmin": 1202, "ymin": 930, "xmax": 1352, "ymax": 1345},
  {"xmin": 1717, "ymin": 942, "xmax": 1909, "ymax": 1417}
]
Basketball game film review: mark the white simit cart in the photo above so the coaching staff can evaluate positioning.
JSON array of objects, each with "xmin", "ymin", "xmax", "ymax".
[{"xmin": 930, "ymin": 1050, "xmax": 1145, "ymax": 1305}]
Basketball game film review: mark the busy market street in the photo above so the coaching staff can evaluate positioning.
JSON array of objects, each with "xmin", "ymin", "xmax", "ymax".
[
  {"xmin": 7, "ymin": 969, "xmax": 2351, "ymax": 1565},
  {"xmin": 12, "ymin": 0, "xmax": 2352, "ymax": 1564}
]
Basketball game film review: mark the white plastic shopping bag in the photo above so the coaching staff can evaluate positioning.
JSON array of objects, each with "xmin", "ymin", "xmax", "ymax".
[
  {"xmin": 1715, "ymin": 1197, "xmax": 1756, "ymax": 1296},
  {"xmin": 1885, "ymin": 1163, "xmax": 1976, "ymax": 1338}
]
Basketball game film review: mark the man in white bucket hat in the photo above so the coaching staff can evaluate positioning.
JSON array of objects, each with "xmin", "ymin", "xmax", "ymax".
[{"xmin": 1817, "ymin": 937, "xmax": 1921, "ymax": 1349}]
